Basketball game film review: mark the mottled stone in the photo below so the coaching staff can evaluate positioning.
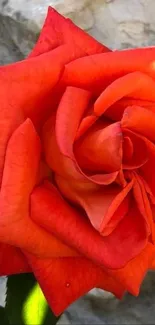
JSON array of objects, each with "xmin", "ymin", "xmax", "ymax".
[
  {"xmin": 0, "ymin": 277, "xmax": 7, "ymax": 307},
  {"xmin": 0, "ymin": 14, "xmax": 23, "ymax": 64},
  {"xmin": 1, "ymin": 0, "xmax": 155, "ymax": 57}
]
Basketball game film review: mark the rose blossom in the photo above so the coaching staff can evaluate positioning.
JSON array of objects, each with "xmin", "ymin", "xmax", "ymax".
[{"xmin": 0, "ymin": 7, "xmax": 155, "ymax": 315}]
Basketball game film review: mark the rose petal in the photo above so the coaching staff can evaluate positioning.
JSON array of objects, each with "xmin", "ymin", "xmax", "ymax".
[
  {"xmin": 75, "ymin": 115, "xmax": 98, "ymax": 140},
  {"xmin": 0, "ymin": 51, "xmax": 62, "ymax": 128},
  {"xmin": 56, "ymin": 87, "xmax": 118, "ymax": 185},
  {"xmin": 0, "ymin": 42, "xmax": 90, "ymax": 129},
  {"xmin": 74, "ymin": 122, "xmax": 122, "ymax": 173},
  {"xmin": 0, "ymin": 119, "xmax": 40, "ymax": 225},
  {"xmin": 94, "ymin": 72, "xmax": 155, "ymax": 117},
  {"xmin": 108, "ymin": 242, "xmax": 155, "ymax": 296},
  {"xmin": 29, "ymin": 7, "xmax": 110, "ymax": 58},
  {"xmin": 36, "ymin": 160, "xmax": 52, "ymax": 185},
  {"xmin": 123, "ymin": 136, "xmax": 133, "ymax": 161},
  {"xmin": 26, "ymin": 253, "xmax": 124, "ymax": 316},
  {"xmin": 121, "ymin": 105, "xmax": 155, "ymax": 142},
  {"xmin": 150, "ymin": 251, "xmax": 155, "ymax": 269},
  {"xmin": 0, "ymin": 119, "xmax": 76, "ymax": 257},
  {"xmin": 31, "ymin": 184, "xmax": 148, "ymax": 269},
  {"xmin": 122, "ymin": 129, "xmax": 148, "ymax": 169},
  {"xmin": 0, "ymin": 243, "xmax": 31, "ymax": 276},
  {"xmin": 0, "ymin": 216, "xmax": 78, "ymax": 258},
  {"xmin": 56, "ymin": 87, "xmax": 91, "ymax": 157},
  {"xmin": 62, "ymin": 47, "xmax": 155, "ymax": 93},
  {"xmin": 140, "ymin": 139, "xmax": 155, "ymax": 196},
  {"xmin": 150, "ymin": 259, "xmax": 155, "ymax": 269},
  {"xmin": 0, "ymin": 86, "xmax": 24, "ymax": 185},
  {"xmin": 28, "ymin": 7, "xmax": 110, "ymax": 121},
  {"xmin": 43, "ymin": 115, "xmax": 118, "ymax": 186},
  {"xmin": 55, "ymin": 175, "xmax": 133, "ymax": 234},
  {"xmin": 43, "ymin": 113, "xmax": 86, "ymax": 181},
  {"xmin": 105, "ymin": 98, "xmax": 155, "ymax": 121},
  {"xmin": 133, "ymin": 173, "xmax": 154, "ymax": 240}
]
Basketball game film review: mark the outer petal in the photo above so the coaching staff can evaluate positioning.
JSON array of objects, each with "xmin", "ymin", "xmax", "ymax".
[
  {"xmin": 27, "ymin": 7, "xmax": 110, "ymax": 121},
  {"xmin": 29, "ymin": 7, "xmax": 110, "ymax": 58},
  {"xmin": 0, "ymin": 50, "xmax": 61, "ymax": 128},
  {"xmin": 108, "ymin": 243, "xmax": 155, "ymax": 296},
  {"xmin": 0, "ymin": 243, "xmax": 30, "ymax": 276},
  {"xmin": 0, "ymin": 119, "xmax": 40, "ymax": 225},
  {"xmin": 62, "ymin": 47, "xmax": 155, "ymax": 94},
  {"xmin": 0, "ymin": 42, "xmax": 89, "ymax": 129},
  {"xmin": 26, "ymin": 254, "xmax": 125, "ymax": 316},
  {"xmin": 0, "ymin": 119, "xmax": 76, "ymax": 258},
  {"xmin": 31, "ymin": 184, "xmax": 147, "ymax": 269},
  {"xmin": 150, "ymin": 256, "xmax": 155, "ymax": 269},
  {"xmin": 0, "ymin": 87, "xmax": 24, "ymax": 185}
]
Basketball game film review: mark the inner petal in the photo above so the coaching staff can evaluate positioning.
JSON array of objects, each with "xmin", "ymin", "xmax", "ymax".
[
  {"xmin": 55, "ymin": 174, "xmax": 133, "ymax": 234},
  {"xmin": 122, "ymin": 129, "xmax": 148, "ymax": 170},
  {"xmin": 74, "ymin": 121, "xmax": 122, "ymax": 174},
  {"xmin": 121, "ymin": 105, "xmax": 155, "ymax": 142},
  {"xmin": 94, "ymin": 71, "xmax": 155, "ymax": 117},
  {"xmin": 123, "ymin": 136, "xmax": 134, "ymax": 161},
  {"xmin": 105, "ymin": 98, "xmax": 155, "ymax": 122}
]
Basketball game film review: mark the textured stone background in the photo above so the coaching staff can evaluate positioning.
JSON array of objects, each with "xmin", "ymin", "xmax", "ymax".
[
  {"xmin": 1, "ymin": 0, "xmax": 155, "ymax": 324},
  {"xmin": 1, "ymin": 0, "xmax": 155, "ymax": 63}
]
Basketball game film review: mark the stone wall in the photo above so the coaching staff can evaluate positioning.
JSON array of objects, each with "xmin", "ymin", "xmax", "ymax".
[{"xmin": 1, "ymin": 0, "xmax": 155, "ymax": 62}]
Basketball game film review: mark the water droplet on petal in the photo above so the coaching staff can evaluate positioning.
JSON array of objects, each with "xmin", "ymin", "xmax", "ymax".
[{"xmin": 66, "ymin": 282, "xmax": 70, "ymax": 288}]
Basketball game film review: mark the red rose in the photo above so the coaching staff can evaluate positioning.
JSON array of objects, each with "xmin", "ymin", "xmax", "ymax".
[{"xmin": 0, "ymin": 7, "xmax": 155, "ymax": 315}]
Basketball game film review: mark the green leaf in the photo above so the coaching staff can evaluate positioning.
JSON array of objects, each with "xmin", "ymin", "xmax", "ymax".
[{"xmin": 5, "ymin": 273, "xmax": 59, "ymax": 325}]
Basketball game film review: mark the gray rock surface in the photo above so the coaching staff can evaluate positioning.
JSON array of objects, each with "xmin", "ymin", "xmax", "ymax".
[
  {"xmin": 0, "ymin": 277, "xmax": 7, "ymax": 307},
  {"xmin": 1, "ymin": 0, "xmax": 155, "ymax": 57},
  {"xmin": 0, "ymin": 14, "xmax": 24, "ymax": 64}
]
